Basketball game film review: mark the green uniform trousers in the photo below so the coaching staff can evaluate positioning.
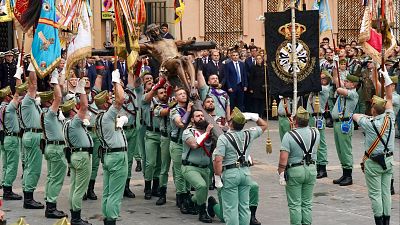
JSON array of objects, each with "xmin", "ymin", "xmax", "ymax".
[
  {"xmin": 69, "ymin": 152, "xmax": 91, "ymax": 211},
  {"xmin": 333, "ymin": 121, "xmax": 353, "ymax": 169},
  {"xmin": 102, "ymin": 151, "xmax": 128, "ymax": 220},
  {"xmin": 159, "ymin": 136, "xmax": 171, "ymax": 187},
  {"xmin": 365, "ymin": 157, "xmax": 393, "ymax": 217},
  {"xmin": 309, "ymin": 117, "xmax": 328, "ymax": 165},
  {"xmin": 221, "ymin": 167, "xmax": 252, "ymax": 225},
  {"xmin": 90, "ymin": 131, "xmax": 101, "ymax": 181},
  {"xmin": 182, "ymin": 165, "xmax": 210, "ymax": 205},
  {"xmin": 44, "ymin": 144, "xmax": 67, "ymax": 203},
  {"xmin": 126, "ymin": 127, "xmax": 141, "ymax": 178},
  {"xmin": 170, "ymin": 141, "xmax": 187, "ymax": 194},
  {"xmin": 0, "ymin": 143, "xmax": 4, "ymax": 185},
  {"xmin": 144, "ymin": 131, "xmax": 161, "ymax": 181},
  {"xmin": 2, "ymin": 136, "xmax": 20, "ymax": 187},
  {"xmin": 285, "ymin": 165, "xmax": 317, "ymax": 225},
  {"xmin": 137, "ymin": 124, "xmax": 146, "ymax": 176},
  {"xmin": 279, "ymin": 116, "xmax": 291, "ymax": 141},
  {"xmin": 22, "ymin": 132, "xmax": 42, "ymax": 192}
]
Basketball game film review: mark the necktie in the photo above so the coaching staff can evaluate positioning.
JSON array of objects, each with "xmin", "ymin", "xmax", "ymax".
[
  {"xmin": 215, "ymin": 61, "xmax": 218, "ymax": 67},
  {"xmin": 235, "ymin": 62, "xmax": 241, "ymax": 84},
  {"xmin": 203, "ymin": 58, "xmax": 206, "ymax": 64},
  {"xmin": 122, "ymin": 62, "xmax": 125, "ymax": 72},
  {"xmin": 252, "ymin": 58, "xmax": 255, "ymax": 65}
]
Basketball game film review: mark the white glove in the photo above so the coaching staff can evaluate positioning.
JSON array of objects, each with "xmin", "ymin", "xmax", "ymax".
[
  {"xmin": 35, "ymin": 97, "xmax": 41, "ymax": 106},
  {"xmin": 50, "ymin": 69, "xmax": 59, "ymax": 84},
  {"xmin": 58, "ymin": 110, "xmax": 65, "ymax": 121},
  {"xmin": 75, "ymin": 78, "xmax": 87, "ymax": 94},
  {"xmin": 215, "ymin": 175, "xmax": 223, "ymax": 188},
  {"xmin": 333, "ymin": 55, "xmax": 339, "ymax": 63},
  {"xmin": 27, "ymin": 63, "xmax": 35, "ymax": 72},
  {"xmin": 82, "ymin": 119, "xmax": 90, "ymax": 126},
  {"xmin": 116, "ymin": 115, "xmax": 128, "ymax": 128},
  {"xmin": 112, "ymin": 69, "xmax": 121, "ymax": 84},
  {"xmin": 379, "ymin": 68, "xmax": 393, "ymax": 87},
  {"xmin": 243, "ymin": 112, "xmax": 259, "ymax": 122},
  {"xmin": 14, "ymin": 66, "xmax": 24, "ymax": 80},
  {"xmin": 278, "ymin": 171, "xmax": 286, "ymax": 186}
]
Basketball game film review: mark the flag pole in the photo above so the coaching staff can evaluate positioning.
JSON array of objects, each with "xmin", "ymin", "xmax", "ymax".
[
  {"xmin": 379, "ymin": 0, "xmax": 385, "ymax": 97},
  {"xmin": 179, "ymin": 21, "xmax": 183, "ymax": 40},
  {"xmin": 290, "ymin": 0, "xmax": 298, "ymax": 117}
]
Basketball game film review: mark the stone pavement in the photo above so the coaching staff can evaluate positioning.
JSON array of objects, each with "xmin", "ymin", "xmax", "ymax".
[{"xmin": 1, "ymin": 120, "xmax": 399, "ymax": 225}]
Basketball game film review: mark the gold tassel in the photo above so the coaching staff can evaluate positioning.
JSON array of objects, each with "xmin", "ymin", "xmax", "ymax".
[
  {"xmin": 314, "ymin": 95, "xmax": 320, "ymax": 113},
  {"xmin": 266, "ymin": 137, "xmax": 272, "ymax": 154},
  {"xmin": 10, "ymin": 218, "xmax": 28, "ymax": 225},
  {"xmin": 52, "ymin": 217, "xmax": 70, "ymax": 225},
  {"xmin": 272, "ymin": 100, "xmax": 278, "ymax": 117}
]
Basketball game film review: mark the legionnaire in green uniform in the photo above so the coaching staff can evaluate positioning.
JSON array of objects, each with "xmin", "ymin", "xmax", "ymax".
[
  {"xmin": 277, "ymin": 106, "xmax": 320, "ymax": 225},
  {"xmin": 95, "ymin": 69, "xmax": 128, "ymax": 225},
  {"xmin": 278, "ymin": 96, "xmax": 295, "ymax": 141},
  {"xmin": 170, "ymin": 88, "xmax": 193, "ymax": 214},
  {"xmin": 307, "ymin": 70, "xmax": 331, "ymax": 178},
  {"xmin": 213, "ymin": 107, "xmax": 267, "ymax": 225},
  {"xmin": 65, "ymin": 78, "xmax": 93, "ymax": 225},
  {"xmin": 353, "ymin": 69, "xmax": 395, "ymax": 225},
  {"xmin": 331, "ymin": 68, "xmax": 360, "ymax": 186},
  {"xmin": 153, "ymin": 85, "xmax": 172, "ymax": 205},
  {"xmin": 42, "ymin": 71, "xmax": 68, "ymax": 218},
  {"xmin": 142, "ymin": 77, "xmax": 166, "ymax": 200}
]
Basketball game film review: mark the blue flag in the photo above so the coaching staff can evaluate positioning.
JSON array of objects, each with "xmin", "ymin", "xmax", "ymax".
[
  {"xmin": 31, "ymin": 0, "xmax": 61, "ymax": 78},
  {"xmin": 313, "ymin": 0, "xmax": 333, "ymax": 35}
]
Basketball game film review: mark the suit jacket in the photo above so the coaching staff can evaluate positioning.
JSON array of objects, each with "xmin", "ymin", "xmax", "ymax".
[
  {"xmin": 102, "ymin": 60, "xmax": 113, "ymax": 91},
  {"xmin": 224, "ymin": 60, "xmax": 247, "ymax": 91},
  {"xmin": 86, "ymin": 64, "xmax": 97, "ymax": 90},
  {"xmin": 117, "ymin": 61, "xmax": 128, "ymax": 86},
  {"xmin": 203, "ymin": 60, "xmax": 222, "ymax": 81},
  {"xmin": 244, "ymin": 57, "xmax": 256, "ymax": 74},
  {"xmin": 163, "ymin": 32, "xmax": 175, "ymax": 39}
]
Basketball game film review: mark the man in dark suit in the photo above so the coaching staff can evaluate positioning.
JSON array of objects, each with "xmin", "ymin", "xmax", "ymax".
[
  {"xmin": 224, "ymin": 50, "xmax": 247, "ymax": 111},
  {"xmin": 101, "ymin": 56, "xmax": 113, "ymax": 91},
  {"xmin": 244, "ymin": 46, "xmax": 258, "ymax": 111},
  {"xmin": 117, "ymin": 59, "xmax": 128, "ymax": 86},
  {"xmin": 161, "ymin": 23, "xmax": 174, "ymax": 40},
  {"xmin": 203, "ymin": 49, "xmax": 222, "ymax": 81},
  {"xmin": 86, "ymin": 57, "xmax": 97, "ymax": 89}
]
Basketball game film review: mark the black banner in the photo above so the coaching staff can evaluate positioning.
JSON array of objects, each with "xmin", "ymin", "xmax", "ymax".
[{"xmin": 265, "ymin": 9, "xmax": 321, "ymax": 97}]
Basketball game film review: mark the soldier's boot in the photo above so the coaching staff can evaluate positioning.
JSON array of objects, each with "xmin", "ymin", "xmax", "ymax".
[
  {"xmin": 45, "ymin": 202, "xmax": 67, "ymax": 219},
  {"xmin": 135, "ymin": 160, "xmax": 142, "ymax": 172},
  {"xmin": 374, "ymin": 216, "xmax": 383, "ymax": 225},
  {"xmin": 124, "ymin": 179, "xmax": 135, "ymax": 198},
  {"xmin": 156, "ymin": 186, "xmax": 167, "ymax": 205},
  {"xmin": 198, "ymin": 204, "xmax": 212, "ymax": 223},
  {"xmin": 179, "ymin": 193, "xmax": 191, "ymax": 214},
  {"xmin": 103, "ymin": 219, "xmax": 116, "ymax": 225},
  {"xmin": 383, "ymin": 215, "xmax": 390, "ymax": 225},
  {"xmin": 70, "ymin": 209, "xmax": 91, "ymax": 225},
  {"xmin": 339, "ymin": 169, "xmax": 353, "ymax": 186},
  {"xmin": 176, "ymin": 193, "xmax": 182, "ymax": 208},
  {"xmin": 249, "ymin": 206, "xmax": 261, "ymax": 225},
  {"xmin": 151, "ymin": 178, "xmax": 160, "ymax": 197},
  {"xmin": 23, "ymin": 191, "xmax": 44, "ymax": 209},
  {"xmin": 333, "ymin": 169, "xmax": 345, "ymax": 184},
  {"xmin": 3, "ymin": 186, "xmax": 22, "ymax": 200},
  {"xmin": 390, "ymin": 178, "xmax": 395, "ymax": 195},
  {"xmin": 67, "ymin": 166, "xmax": 70, "ymax": 177},
  {"xmin": 209, "ymin": 176, "xmax": 215, "ymax": 190},
  {"xmin": 144, "ymin": 180, "xmax": 152, "ymax": 200},
  {"xmin": 207, "ymin": 196, "xmax": 217, "ymax": 218},
  {"xmin": 316, "ymin": 165, "xmax": 327, "ymax": 179},
  {"xmin": 187, "ymin": 192, "xmax": 198, "ymax": 215},
  {"xmin": 86, "ymin": 180, "xmax": 97, "ymax": 200}
]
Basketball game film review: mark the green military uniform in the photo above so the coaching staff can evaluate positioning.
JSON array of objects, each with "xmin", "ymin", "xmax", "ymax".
[
  {"xmin": 280, "ymin": 108, "xmax": 320, "ymax": 225},
  {"xmin": 199, "ymin": 85, "xmax": 229, "ymax": 118},
  {"xmin": 96, "ymin": 105, "xmax": 128, "ymax": 223},
  {"xmin": 213, "ymin": 109, "xmax": 263, "ymax": 225},
  {"xmin": 278, "ymin": 97, "xmax": 294, "ymax": 140},
  {"xmin": 136, "ymin": 85, "xmax": 147, "ymax": 176}
]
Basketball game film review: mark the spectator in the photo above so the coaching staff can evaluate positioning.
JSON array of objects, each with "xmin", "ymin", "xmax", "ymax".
[
  {"xmin": 350, "ymin": 40, "xmax": 357, "ymax": 47},
  {"xmin": 224, "ymin": 50, "xmax": 248, "ymax": 111},
  {"xmin": 117, "ymin": 58, "xmax": 129, "ymax": 86},
  {"xmin": 203, "ymin": 49, "xmax": 222, "ymax": 81},
  {"xmin": 248, "ymin": 54, "xmax": 266, "ymax": 116},
  {"xmin": 160, "ymin": 23, "xmax": 174, "ymax": 39},
  {"xmin": 0, "ymin": 50, "xmax": 16, "ymax": 93}
]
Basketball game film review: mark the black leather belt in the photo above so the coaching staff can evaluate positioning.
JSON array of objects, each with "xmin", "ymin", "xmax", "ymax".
[
  {"xmin": 72, "ymin": 147, "xmax": 93, "ymax": 153},
  {"xmin": 87, "ymin": 127, "xmax": 94, "ymax": 131},
  {"xmin": 369, "ymin": 152, "xmax": 394, "ymax": 158},
  {"xmin": 170, "ymin": 136, "xmax": 182, "ymax": 144},
  {"xmin": 311, "ymin": 113, "xmax": 321, "ymax": 116},
  {"xmin": 5, "ymin": 132, "xmax": 19, "ymax": 137},
  {"xmin": 223, "ymin": 161, "xmax": 250, "ymax": 170},
  {"xmin": 104, "ymin": 147, "xmax": 127, "ymax": 153},
  {"xmin": 47, "ymin": 140, "xmax": 65, "ymax": 145},
  {"xmin": 161, "ymin": 131, "xmax": 169, "ymax": 137},
  {"xmin": 334, "ymin": 118, "xmax": 350, "ymax": 122},
  {"xmin": 146, "ymin": 126, "xmax": 160, "ymax": 133},
  {"xmin": 182, "ymin": 160, "xmax": 208, "ymax": 168},
  {"xmin": 287, "ymin": 160, "xmax": 315, "ymax": 169},
  {"xmin": 25, "ymin": 128, "xmax": 43, "ymax": 133},
  {"xmin": 124, "ymin": 125, "xmax": 135, "ymax": 129}
]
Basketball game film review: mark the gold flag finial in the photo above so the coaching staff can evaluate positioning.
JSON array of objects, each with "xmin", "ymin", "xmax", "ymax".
[
  {"xmin": 266, "ymin": 137, "xmax": 272, "ymax": 154},
  {"xmin": 314, "ymin": 95, "xmax": 320, "ymax": 113},
  {"xmin": 272, "ymin": 100, "xmax": 278, "ymax": 117}
]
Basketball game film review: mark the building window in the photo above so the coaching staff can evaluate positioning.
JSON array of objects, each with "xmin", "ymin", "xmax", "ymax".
[{"xmin": 145, "ymin": 1, "xmax": 167, "ymax": 29}]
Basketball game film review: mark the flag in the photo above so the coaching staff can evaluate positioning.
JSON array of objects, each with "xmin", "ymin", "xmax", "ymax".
[
  {"xmin": 0, "ymin": 0, "xmax": 13, "ymax": 22},
  {"xmin": 313, "ymin": 0, "xmax": 332, "ymax": 36},
  {"xmin": 135, "ymin": 0, "xmax": 146, "ymax": 25},
  {"xmin": 66, "ymin": 2, "xmax": 92, "ymax": 78},
  {"xmin": 174, "ymin": 0, "xmax": 185, "ymax": 23},
  {"xmin": 30, "ymin": 0, "xmax": 61, "ymax": 78}
]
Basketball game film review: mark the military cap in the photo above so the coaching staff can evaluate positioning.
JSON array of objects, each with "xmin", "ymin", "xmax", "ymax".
[
  {"xmin": 4, "ymin": 50, "xmax": 13, "ymax": 56},
  {"xmin": 0, "ymin": 86, "xmax": 11, "ymax": 98},
  {"xmin": 16, "ymin": 82, "xmax": 28, "ymax": 94},
  {"xmin": 346, "ymin": 74, "xmax": 360, "ymax": 82},
  {"xmin": 372, "ymin": 95, "xmax": 387, "ymax": 108},
  {"xmin": 94, "ymin": 90, "xmax": 109, "ymax": 106},
  {"xmin": 60, "ymin": 99, "xmax": 76, "ymax": 113},
  {"xmin": 296, "ymin": 106, "xmax": 309, "ymax": 120},
  {"xmin": 38, "ymin": 91, "xmax": 54, "ymax": 103},
  {"xmin": 339, "ymin": 59, "xmax": 347, "ymax": 64},
  {"xmin": 231, "ymin": 107, "xmax": 246, "ymax": 125},
  {"xmin": 321, "ymin": 70, "xmax": 332, "ymax": 81},
  {"xmin": 390, "ymin": 76, "xmax": 398, "ymax": 84}
]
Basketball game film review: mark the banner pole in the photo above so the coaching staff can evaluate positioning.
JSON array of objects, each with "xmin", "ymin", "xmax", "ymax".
[{"xmin": 290, "ymin": 0, "xmax": 298, "ymax": 117}]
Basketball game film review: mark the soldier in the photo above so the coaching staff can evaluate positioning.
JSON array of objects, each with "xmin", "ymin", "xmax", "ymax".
[
  {"xmin": 213, "ymin": 107, "xmax": 267, "ymax": 225},
  {"xmin": 41, "ymin": 71, "xmax": 68, "ymax": 218},
  {"xmin": 0, "ymin": 51, "xmax": 16, "ymax": 93},
  {"xmin": 277, "ymin": 106, "xmax": 320, "ymax": 225},
  {"xmin": 352, "ymin": 69, "xmax": 395, "ymax": 225},
  {"xmin": 181, "ymin": 110, "xmax": 214, "ymax": 223},
  {"xmin": 331, "ymin": 64, "xmax": 360, "ymax": 186},
  {"xmin": 95, "ymin": 69, "xmax": 128, "ymax": 225},
  {"xmin": 64, "ymin": 78, "xmax": 93, "ymax": 225},
  {"xmin": 278, "ymin": 96, "xmax": 296, "ymax": 141},
  {"xmin": 307, "ymin": 70, "xmax": 331, "ymax": 178}
]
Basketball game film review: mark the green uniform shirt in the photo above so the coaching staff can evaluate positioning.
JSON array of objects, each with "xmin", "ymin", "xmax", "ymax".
[
  {"xmin": 339, "ymin": 70, "xmax": 349, "ymax": 81},
  {"xmin": 278, "ymin": 97, "xmax": 299, "ymax": 116},
  {"xmin": 307, "ymin": 85, "xmax": 330, "ymax": 114},
  {"xmin": 182, "ymin": 127, "xmax": 212, "ymax": 166},
  {"xmin": 67, "ymin": 115, "xmax": 93, "ymax": 148},
  {"xmin": 280, "ymin": 127, "xmax": 320, "ymax": 165},
  {"xmin": 44, "ymin": 108, "xmax": 64, "ymax": 141},
  {"xmin": 98, "ymin": 105, "xmax": 127, "ymax": 149},
  {"xmin": 332, "ymin": 89, "xmax": 359, "ymax": 119},
  {"xmin": 154, "ymin": 102, "xmax": 171, "ymax": 134},
  {"xmin": 121, "ymin": 85, "xmax": 139, "ymax": 126},
  {"xmin": 213, "ymin": 126, "xmax": 263, "ymax": 166},
  {"xmin": 392, "ymin": 91, "xmax": 400, "ymax": 116},
  {"xmin": 170, "ymin": 104, "xmax": 187, "ymax": 139},
  {"xmin": 199, "ymin": 85, "xmax": 229, "ymax": 118},
  {"xmin": 142, "ymin": 94, "xmax": 160, "ymax": 129},
  {"xmin": 4, "ymin": 102, "xmax": 20, "ymax": 133},
  {"xmin": 358, "ymin": 109, "xmax": 396, "ymax": 157},
  {"xmin": 21, "ymin": 95, "xmax": 42, "ymax": 129},
  {"xmin": 136, "ymin": 85, "xmax": 144, "ymax": 126},
  {"xmin": 88, "ymin": 89, "xmax": 102, "ymax": 128}
]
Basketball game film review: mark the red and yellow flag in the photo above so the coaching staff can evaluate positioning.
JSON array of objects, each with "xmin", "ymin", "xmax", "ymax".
[{"xmin": 174, "ymin": 0, "xmax": 185, "ymax": 23}]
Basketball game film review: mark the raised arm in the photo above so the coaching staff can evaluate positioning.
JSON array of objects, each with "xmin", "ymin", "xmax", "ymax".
[
  {"xmin": 27, "ymin": 64, "xmax": 38, "ymax": 98},
  {"xmin": 76, "ymin": 78, "xmax": 89, "ymax": 120},
  {"xmin": 112, "ymin": 70, "xmax": 124, "ymax": 110},
  {"xmin": 49, "ymin": 70, "xmax": 62, "ymax": 113},
  {"xmin": 144, "ymin": 77, "xmax": 166, "ymax": 103},
  {"xmin": 196, "ymin": 69, "xmax": 206, "ymax": 89}
]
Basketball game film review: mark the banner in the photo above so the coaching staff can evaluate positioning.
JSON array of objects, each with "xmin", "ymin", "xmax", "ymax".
[
  {"xmin": 0, "ymin": 0, "xmax": 13, "ymax": 22},
  {"xmin": 174, "ymin": 0, "xmax": 184, "ymax": 23},
  {"xmin": 264, "ymin": 9, "xmax": 321, "ymax": 97},
  {"xmin": 312, "ymin": 0, "xmax": 333, "ymax": 36}
]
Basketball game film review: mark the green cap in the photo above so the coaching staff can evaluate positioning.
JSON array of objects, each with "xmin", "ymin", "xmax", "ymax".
[
  {"xmin": 94, "ymin": 90, "xmax": 109, "ymax": 106},
  {"xmin": 390, "ymin": 76, "xmax": 398, "ymax": 84},
  {"xmin": 231, "ymin": 107, "xmax": 246, "ymax": 125},
  {"xmin": 38, "ymin": 91, "xmax": 54, "ymax": 103},
  {"xmin": 339, "ymin": 59, "xmax": 347, "ymax": 65},
  {"xmin": 372, "ymin": 95, "xmax": 387, "ymax": 108},
  {"xmin": 60, "ymin": 99, "xmax": 76, "ymax": 113},
  {"xmin": 0, "ymin": 86, "xmax": 11, "ymax": 98},
  {"xmin": 16, "ymin": 81, "xmax": 28, "ymax": 94},
  {"xmin": 346, "ymin": 74, "xmax": 360, "ymax": 83},
  {"xmin": 296, "ymin": 106, "xmax": 309, "ymax": 120}
]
